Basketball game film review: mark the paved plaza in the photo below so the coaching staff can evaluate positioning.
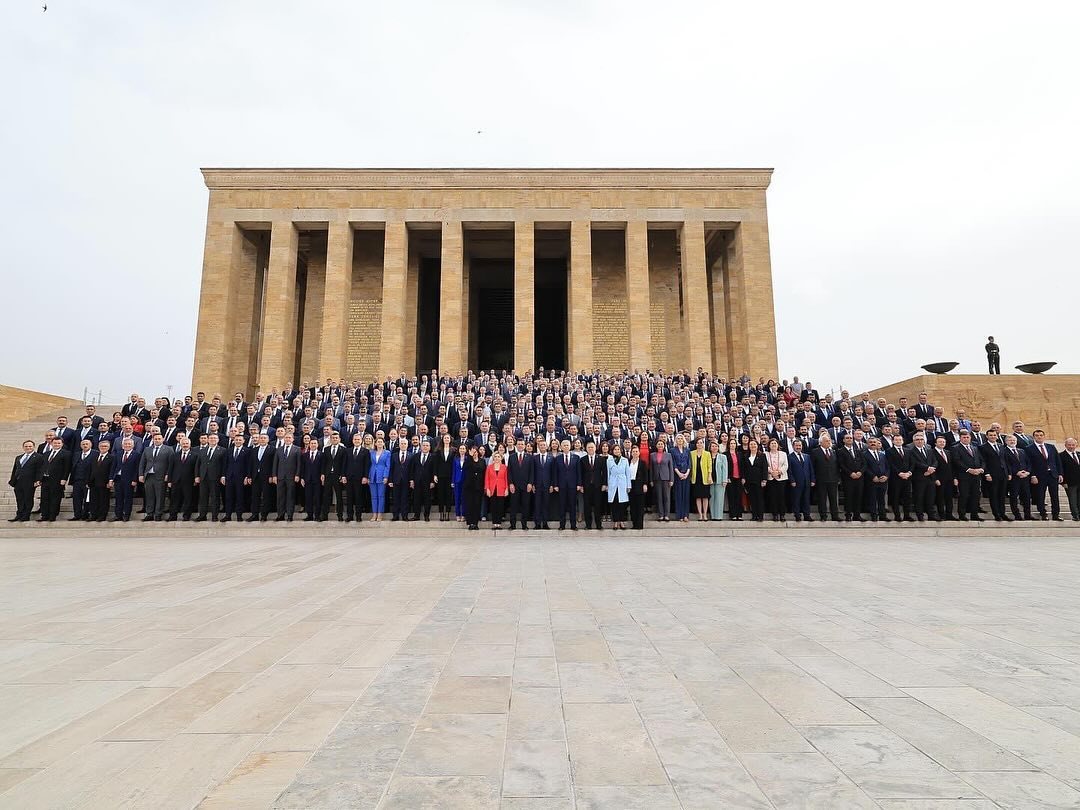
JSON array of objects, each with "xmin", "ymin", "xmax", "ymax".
[{"xmin": 2, "ymin": 531, "xmax": 1080, "ymax": 809}]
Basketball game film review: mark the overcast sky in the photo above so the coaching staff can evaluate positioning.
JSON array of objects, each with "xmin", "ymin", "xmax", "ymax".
[{"xmin": 3, "ymin": 1, "xmax": 1077, "ymax": 404}]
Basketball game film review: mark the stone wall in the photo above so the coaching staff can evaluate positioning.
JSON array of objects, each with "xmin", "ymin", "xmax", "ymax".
[
  {"xmin": 590, "ymin": 230, "xmax": 629, "ymax": 371},
  {"xmin": 346, "ymin": 231, "xmax": 385, "ymax": 380},
  {"xmin": 648, "ymin": 230, "xmax": 685, "ymax": 371},
  {"xmin": 868, "ymin": 374, "xmax": 1080, "ymax": 442},
  {"xmin": 0, "ymin": 386, "xmax": 85, "ymax": 423}
]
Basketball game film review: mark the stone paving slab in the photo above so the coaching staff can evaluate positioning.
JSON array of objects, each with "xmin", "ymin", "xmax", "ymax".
[{"xmin": 1, "ymin": 532, "xmax": 1080, "ymax": 808}]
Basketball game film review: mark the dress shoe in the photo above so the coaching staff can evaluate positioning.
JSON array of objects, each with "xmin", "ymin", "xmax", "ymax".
[
  {"xmin": 67, "ymin": 516, "xmax": 80, "ymax": 521},
  {"xmin": 275, "ymin": 515, "xmax": 285, "ymax": 522},
  {"xmin": 286, "ymin": 515, "xmax": 293, "ymax": 522},
  {"xmin": 303, "ymin": 516, "xmax": 314, "ymax": 522},
  {"xmin": 7, "ymin": 517, "xmax": 19, "ymax": 523},
  {"xmin": 1054, "ymin": 516, "xmax": 1065, "ymax": 521},
  {"xmin": 166, "ymin": 516, "xmax": 176, "ymax": 522},
  {"xmin": 220, "ymin": 517, "xmax": 230, "ymax": 522},
  {"xmin": 245, "ymin": 516, "xmax": 257, "ymax": 522},
  {"xmin": 155, "ymin": 516, "xmax": 163, "ymax": 521},
  {"xmin": 424, "ymin": 515, "xmax": 430, "ymax": 521},
  {"xmin": 142, "ymin": 515, "xmax": 154, "ymax": 522},
  {"xmin": 192, "ymin": 516, "xmax": 204, "ymax": 522}
]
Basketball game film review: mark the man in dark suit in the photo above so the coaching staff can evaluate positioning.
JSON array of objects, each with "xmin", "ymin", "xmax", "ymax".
[
  {"xmin": 913, "ymin": 394, "xmax": 934, "ymax": 421},
  {"xmin": 247, "ymin": 435, "xmax": 274, "ymax": 521},
  {"xmin": 810, "ymin": 436, "xmax": 841, "ymax": 522},
  {"xmin": 979, "ymin": 428, "xmax": 1010, "ymax": 521},
  {"xmin": 8, "ymin": 440, "xmax": 43, "ymax": 522},
  {"xmin": 300, "ymin": 437, "xmax": 324, "ymax": 520},
  {"xmin": 343, "ymin": 433, "xmax": 370, "ymax": 522},
  {"xmin": 950, "ymin": 430, "xmax": 984, "ymax": 521},
  {"xmin": 836, "ymin": 434, "xmax": 866, "ymax": 521},
  {"xmin": 88, "ymin": 440, "xmax": 113, "ymax": 521},
  {"xmin": 68, "ymin": 438, "xmax": 95, "ymax": 521},
  {"xmin": 223, "ymin": 435, "xmax": 250, "ymax": 522},
  {"xmin": 864, "ymin": 437, "xmax": 890, "ymax": 521},
  {"xmin": 111, "ymin": 438, "xmax": 140, "ymax": 521},
  {"xmin": 553, "ymin": 440, "xmax": 580, "ymax": 530},
  {"xmin": 1003, "ymin": 434, "xmax": 1033, "ymax": 520},
  {"xmin": 1026, "ymin": 429, "xmax": 1063, "ymax": 520},
  {"xmin": 408, "ymin": 439, "xmax": 436, "ymax": 521},
  {"xmin": 387, "ymin": 438, "xmax": 411, "ymax": 521},
  {"xmin": 38, "ymin": 437, "xmax": 71, "ymax": 521},
  {"xmin": 138, "ymin": 434, "xmax": 173, "ymax": 521},
  {"xmin": 930, "ymin": 436, "xmax": 955, "ymax": 520},
  {"xmin": 167, "ymin": 437, "xmax": 198, "ymax": 521},
  {"xmin": 579, "ymin": 441, "xmax": 607, "ymax": 530},
  {"xmin": 271, "ymin": 434, "xmax": 300, "ymax": 521},
  {"xmin": 506, "ymin": 438, "xmax": 533, "ymax": 530},
  {"xmin": 1060, "ymin": 438, "xmax": 1080, "ymax": 521},
  {"xmin": 533, "ymin": 439, "xmax": 554, "ymax": 529},
  {"xmin": 885, "ymin": 434, "xmax": 914, "ymax": 521},
  {"xmin": 906, "ymin": 433, "xmax": 936, "ymax": 520},
  {"xmin": 320, "ymin": 433, "xmax": 347, "ymax": 521},
  {"xmin": 195, "ymin": 434, "xmax": 225, "ymax": 521},
  {"xmin": 787, "ymin": 439, "xmax": 815, "ymax": 522}
]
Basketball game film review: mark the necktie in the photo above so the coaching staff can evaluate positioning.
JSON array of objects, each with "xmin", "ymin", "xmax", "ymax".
[
  {"xmin": 311, "ymin": 451, "xmax": 316, "ymax": 462},
  {"xmin": 400, "ymin": 452, "xmax": 405, "ymax": 464},
  {"xmin": 123, "ymin": 451, "xmax": 129, "ymax": 463},
  {"xmin": 332, "ymin": 446, "xmax": 337, "ymax": 458},
  {"xmin": 49, "ymin": 450, "xmax": 57, "ymax": 462},
  {"xmin": 182, "ymin": 451, "xmax": 187, "ymax": 462},
  {"xmin": 153, "ymin": 447, "xmax": 159, "ymax": 459},
  {"xmin": 825, "ymin": 448, "xmax": 831, "ymax": 459},
  {"xmin": 99, "ymin": 454, "xmax": 105, "ymax": 463},
  {"xmin": 967, "ymin": 445, "xmax": 973, "ymax": 457},
  {"xmin": 284, "ymin": 446, "xmax": 289, "ymax": 457},
  {"xmin": 234, "ymin": 448, "xmax": 239, "ymax": 459},
  {"xmin": 1041, "ymin": 445, "xmax": 1048, "ymax": 459},
  {"xmin": 82, "ymin": 452, "xmax": 88, "ymax": 461},
  {"xmin": 796, "ymin": 453, "xmax": 802, "ymax": 463}
]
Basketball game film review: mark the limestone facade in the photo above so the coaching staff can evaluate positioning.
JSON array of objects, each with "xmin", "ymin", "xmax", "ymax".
[{"xmin": 191, "ymin": 168, "xmax": 778, "ymax": 396}]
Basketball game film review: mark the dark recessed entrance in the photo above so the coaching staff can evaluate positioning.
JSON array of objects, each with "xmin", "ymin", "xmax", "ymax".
[{"xmin": 534, "ymin": 257, "xmax": 567, "ymax": 371}]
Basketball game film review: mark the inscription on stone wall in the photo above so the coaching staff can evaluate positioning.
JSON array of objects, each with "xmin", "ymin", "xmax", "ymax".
[
  {"xmin": 346, "ymin": 300, "xmax": 382, "ymax": 380},
  {"xmin": 592, "ymin": 300, "xmax": 630, "ymax": 371},
  {"xmin": 650, "ymin": 302, "xmax": 668, "ymax": 370}
]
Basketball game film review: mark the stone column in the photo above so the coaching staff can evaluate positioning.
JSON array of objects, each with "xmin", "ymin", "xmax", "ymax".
[
  {"xmin": 439, "ymin": 220, "xmax": 465, "ymax": 375},
  {"xmin": 514, "ymin": 220, "xmax": 535, "ymax": 373},
  {"xmin": 624, "ymin": 220, "xmax": 652, "ymax": 372},
  {"xmin": 192, "ymin": 218, "xmax": 244, "ymax": 396},
  {"xmin": 257, "ymin": 220, "xmax": 299, "ymax": 390},
  {"xmin": 319, "ymin": 220, "xmax": 354, "ymax": 382},
  {"xmin": 680, "ymin": 220, "xmax": 711, "ymax": 374},
  {"xmin": 379, "ymin": 221, "xmax": 408, "ymax": 377},
  {"xmin": 568, "ymin": 220, "xmax": 594, "ymax": 372},
  {"xmin": 732, "ymin": 219, "xmax": 778, "ymax": 380}
]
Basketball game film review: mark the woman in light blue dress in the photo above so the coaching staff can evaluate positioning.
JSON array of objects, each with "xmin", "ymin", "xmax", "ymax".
[
  {"xmin": 710, "ymin": 439, "xmax": 727, "ymax": 520},
  {"xmin": 606, "ymin": 444, "xmax": 631, "ymax": 530},
  {"xmin": 367, "ymin": 437, "xmax": 391, "ymax": 521}
]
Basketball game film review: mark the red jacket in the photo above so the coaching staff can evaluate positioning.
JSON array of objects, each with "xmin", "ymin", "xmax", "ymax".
[{"xmin": 484, "ymin": 462, "xmax": 509, "ymax": 496}]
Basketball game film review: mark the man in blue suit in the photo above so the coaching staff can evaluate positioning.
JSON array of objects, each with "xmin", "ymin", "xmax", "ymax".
[
  {"xmin": 110, "ymin": 437, "xmax": 139, "ymax": 521},
  {"xmin": 388, "ymin": 437, "xmax": 412, "ymax": 521},
  {"xmin": 532, "ymin": 438, "xmax": 553, "ymax": 529},
  {"xmin": 553, "ymin": 439, "xmax": 580, "ymax": 530},
  {"xmin": 300, "ymin": 437, "xmax": 323, "ymax": 521},
  {"xmin": 247, "ymin": 434, "xmax": 273, "ymax": 521},
  {"xmin": 69, "ymin": 438, "xmax": 95, "ymax": 521},
  {"xmin": 1025, "ymin": 429, "xmax": 1063, "ymax": 520},
  {"xmin": 222, "ymin": 434, "xmax": 250, "ymax": 522},
  {"xmin": 787, "ymin": 439, "xmax": 815, "ymax": 521}
]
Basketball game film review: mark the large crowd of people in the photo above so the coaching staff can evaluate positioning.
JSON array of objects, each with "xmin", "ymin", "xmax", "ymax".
[{"xmin": 8, "ymin": 369, "xmax": 1080, "ymax": 527}]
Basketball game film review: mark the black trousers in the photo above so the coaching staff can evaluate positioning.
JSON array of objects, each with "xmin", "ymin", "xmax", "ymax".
[
  {"xmin": 489, "ymin": 494, "xmax": 505, "ymax": 524},
  {"xmin": 508, "ymin": 487, "xmax": 529, "ymax": 527},
  {"xmin": 888, "ymin": 476, "xmax": 912, "ymax": 518},
  {"xmin": 583, "ymin": 487, "xmax": 604, "ymax": 528},
  {"xmin": 817, "ymin": 482, "xmax": 839, "ymax": 519},
  {"xmin": 558, "ymin": 489, "xmax": 577, "ymax": 528},
  {"xmin": 746, "ymin": 481, "xmax": 764, "ymax": 519},
  {"xmin": 72, "ymin": 482, "xmax": 90, "ymax": 519},
  {"xmin": 988, "ymin": 354, "xmax": 1000, "ymax": 374},
  {"xmin": 629, "ymin": 490, "xmax": 645, "ymax": 529},
  {"xmin": 533, "ymin": 488, "xmax": 550, "ymax": 527},
  {"xmin": 322, "ymin": 478, "xmax": 345, "ymax": 519},
  {"xmin": 465, "ymin": 489, "xmax": 482, "ymax": 526},
  {"xmin": 345, "ymin": 478, "xmax": 365, "ymax": 519},
  {"xmin": 1010, "ymin": 477, "xmax": 1033, "ymax": 518},
  {"xmin": 40, "ymin": 479, "xmax": 63, "ymax": 520},
  {"xmin": 956, "ymin": 474, "xmax": 981, "ymax": 518},
  {"xmin": 411, "ymin": 483, "xmax": 432, "ymax": 518},
  {"xmin": 170, "ymin": 481, "xmax": 195, "ymax": 518},
  {"xmin": 842, "ymin": 476, "xmax": 863, "ymax": 517},
  {"xmin": 13, "ymin": 481, "xmax": 36, "ymax": 520},
  {"xmin": 868, "ymin": 481, "xmax": 888, "ymax": 517},
  {"xmin": 934, "ymin": 479, "xmax": 955, "ymax": 518},
  {"xmin": 251, "ymin": 477, "xmax": 272, "ymax": 518},
  {"xmin": 766, "ymin": 480, "xmax": 786, "ymax": 517},
  {"xmin": 1032, "ymin": 479, "xmax": 1061, "ymax": 518},
  {"xmin": 199, "ymin": 478, "xmax": 221, "ymax": 517},
  {"xmin": 90, "ymin": 484, "xmax": 110, "ymax": 520},
  {"xmin": 727, "ymin": 480, "xmax": 744, "ymax": 518},
  {"xmin": 985, "ymin": 475, "xmax": 1007, "ymax": 518},
  {"xmin": 390, "ymin": 483, "xmax": 409, "ymax": 519},
  {"xmin": 912, "ymin": 475, "xmax": 935, "ymax": 517},
  {"xmin": 224, "ymin": 477, "xmax": 246, "ymax": 518}
]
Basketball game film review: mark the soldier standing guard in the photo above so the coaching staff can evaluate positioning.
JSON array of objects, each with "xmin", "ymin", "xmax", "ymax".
[{"xmin": 985, "ymin": 336, "xmax": 1001, "ymax": 374}]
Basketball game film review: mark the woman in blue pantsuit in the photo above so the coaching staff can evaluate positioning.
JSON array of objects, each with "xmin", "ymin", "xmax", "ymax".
[
  {"xmin": 671, "ymin": 433, "xmax": 691, "ymax": 522},
  {"xmin": 451, "ymin": 443, "xmax": 468, "ymax": 521},
  {"xmin": 367, "ymin": 437, "xmax": 391, "ymax": 521}
]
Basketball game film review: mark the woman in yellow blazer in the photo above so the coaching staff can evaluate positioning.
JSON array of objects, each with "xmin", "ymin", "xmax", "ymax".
[{"xmin": 689, "ymin": 437, "xmax": 713, "ymax": 521}]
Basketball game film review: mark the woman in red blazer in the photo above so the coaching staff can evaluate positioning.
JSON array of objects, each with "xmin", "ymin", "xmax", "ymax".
[{"xmin": 484, "ymin": 447, "xmax": 510, "ymax": 529}]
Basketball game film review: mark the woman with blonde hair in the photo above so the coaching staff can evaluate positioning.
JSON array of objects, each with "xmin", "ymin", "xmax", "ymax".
[{"xmin": 689, "ymin": 437, "xmax": 713, "ymax": 521}]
